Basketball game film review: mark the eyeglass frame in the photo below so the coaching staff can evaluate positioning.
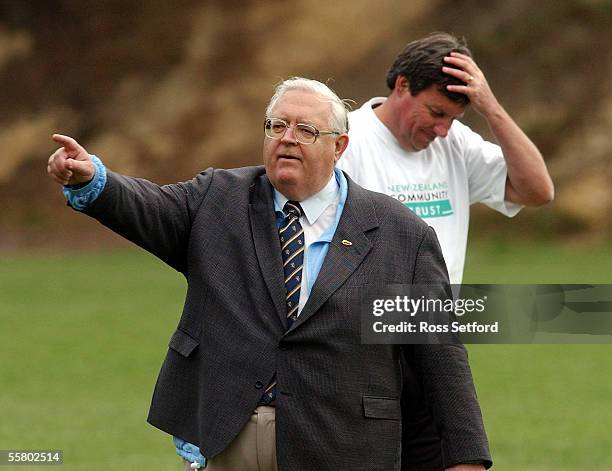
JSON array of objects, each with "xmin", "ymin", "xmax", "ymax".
[{"xmin": 264, "ymin": 117, "xmax": 341, "ymax": 145}]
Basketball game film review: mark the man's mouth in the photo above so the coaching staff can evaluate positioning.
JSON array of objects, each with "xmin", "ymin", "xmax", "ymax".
[
  {"xmin": 422, "ymin": 130, "xmax": 436, "ymax": 141},
  {"xmin": 278, "ymin": 154, "xmax": 302, "ymax": 161}
]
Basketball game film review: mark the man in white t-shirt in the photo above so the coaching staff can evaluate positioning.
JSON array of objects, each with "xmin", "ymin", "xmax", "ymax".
[
  {"xmin": 338, "ymin": 32, "xmax": 554, "ymax": 285},
  {"xmin": 337, "ymin": 32, "xmax": 554, "ymax": 470}
]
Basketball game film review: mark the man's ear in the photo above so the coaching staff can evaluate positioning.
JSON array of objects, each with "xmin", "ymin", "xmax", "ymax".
[
  {"xmin": 394, "ymin": 75, "xmax": 410, "ymax": 94},
  {"xmin": 334, "ymin": 134, "xmax": 349, "ymax": 163}
]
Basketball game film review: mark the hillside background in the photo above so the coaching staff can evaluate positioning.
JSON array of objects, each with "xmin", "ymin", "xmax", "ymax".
[
  {"xmin": 1, "ymin": 3, "xmax": 612, "ymax": 470},
  {"xmin": 1, "ymin": 0, "xmax": 611, "ymax": 250}
]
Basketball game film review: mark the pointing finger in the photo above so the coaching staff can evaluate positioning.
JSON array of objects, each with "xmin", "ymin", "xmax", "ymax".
[{"xmin": 52, "ymin": 134, "xmax": 83, "ymax": 155}]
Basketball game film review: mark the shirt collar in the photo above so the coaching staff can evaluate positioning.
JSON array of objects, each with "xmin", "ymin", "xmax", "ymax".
[{"xmin": 273, "ymin": 172, "xmax": 339, "ymax": 225}]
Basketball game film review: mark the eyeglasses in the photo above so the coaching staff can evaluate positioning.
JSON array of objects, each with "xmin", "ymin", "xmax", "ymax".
[{"xmin": 264, "ymin": 118, "xmax": 340, "ymax": 145}]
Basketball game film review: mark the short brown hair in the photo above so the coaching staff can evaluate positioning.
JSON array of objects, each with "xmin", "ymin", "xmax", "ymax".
[{"xmin": 386, "ymin": 32, "xmax": 472, "ymax": 105}]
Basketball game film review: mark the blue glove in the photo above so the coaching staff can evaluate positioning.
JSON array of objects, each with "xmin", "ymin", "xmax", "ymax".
[{"xmin": 173, "ymin": 437, "xmax": 206, "ymax": 468}]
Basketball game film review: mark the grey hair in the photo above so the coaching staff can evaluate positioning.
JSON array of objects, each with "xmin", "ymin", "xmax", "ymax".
[{"xmin": 265, "ymin": 77, "xmax": 350, "ymax": 133}]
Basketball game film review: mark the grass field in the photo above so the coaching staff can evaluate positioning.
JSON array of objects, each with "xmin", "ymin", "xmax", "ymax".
[
  {"xmin": 463, "ymin": 241, "xmax": 612, "ymax": 471},
  {"xmin": 1, "ymin": 241, "xmax": 611, "ymax": 470}
]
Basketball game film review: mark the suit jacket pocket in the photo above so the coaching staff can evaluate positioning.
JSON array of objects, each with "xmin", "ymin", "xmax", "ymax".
[
  {"xmin": 168, "ymin": 328, "xmax": 199, "ymax": 357},
  {"xmin": 363, "ymin": 395, "xmax": 401, "ymax": 420}
]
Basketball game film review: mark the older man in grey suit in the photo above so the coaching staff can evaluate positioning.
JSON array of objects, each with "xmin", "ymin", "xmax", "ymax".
[{"xmin": 47, "ymin": 77, "xmax": 490, "ymax": 470}]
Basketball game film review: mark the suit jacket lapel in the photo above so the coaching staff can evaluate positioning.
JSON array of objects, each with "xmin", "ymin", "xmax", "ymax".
[
  {"xmin": 248, "ymin": 174, "xmax": 288, "ymax": 329},
  {"xmin": 289, "ymin": 179, "xmax": 379, "ymax": 331}
]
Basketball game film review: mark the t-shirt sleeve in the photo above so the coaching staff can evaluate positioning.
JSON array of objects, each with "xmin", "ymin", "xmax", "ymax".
[{"xmin": 458, "ymin": 122, "xmax": 522, "ymax": 217}]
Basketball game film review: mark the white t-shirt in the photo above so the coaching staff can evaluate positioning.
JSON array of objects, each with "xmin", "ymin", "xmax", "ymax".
[{"xmin": 337, "ymin": 97, "xmax": 522, "ymax": 284}]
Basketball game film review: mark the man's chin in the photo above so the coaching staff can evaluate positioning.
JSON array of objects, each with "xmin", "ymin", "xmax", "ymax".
[
  {"xmin": 273, "ymin": 168, "xmax": 300, "ymax": 184},
  {"xmin": 268, "ymin": 172, "xmax": 301, "ymax": 198},
  {"xmin": 411, "ymin": 139, "xmax": 433, "ymax": 152}
]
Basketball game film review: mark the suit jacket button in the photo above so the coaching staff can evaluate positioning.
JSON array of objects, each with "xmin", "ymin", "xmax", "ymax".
[
  {"xmin": 255, "ymin": 381, "xmax": 263, "ymax": 389},
  {"xmin": 279, "ymin": 344, "xmax": 290, "ymax": 351}
]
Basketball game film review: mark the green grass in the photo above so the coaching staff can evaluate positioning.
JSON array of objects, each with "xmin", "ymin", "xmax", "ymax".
[
  {"xmin": 464, "ymin": 240, "xmax": 612, "ymax": 283},
  {"xmin": 0, "ymin": 250, "xmax": 185, "ymax": 470},
  {"xmin": 463, "ymin": 241, "xmax": 612, "ymax": 470},
  {"xmin": 1, "ymin": 242, "xmax": 611, "ymax": 470}
]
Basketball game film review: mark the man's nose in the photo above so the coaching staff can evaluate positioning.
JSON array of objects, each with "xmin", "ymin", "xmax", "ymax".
[
  {"xmin": 280, "ymin": 125, "xmax": 298, "ymax": 144},
  {"xmin": 433, "ymin": 121, "xmax": 451, "ymax": 138}
]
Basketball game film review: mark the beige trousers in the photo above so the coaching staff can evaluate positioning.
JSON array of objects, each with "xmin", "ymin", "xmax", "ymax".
[{"xmin": 183, "ymin": 406, "xmax": 277, "ymax": 471}]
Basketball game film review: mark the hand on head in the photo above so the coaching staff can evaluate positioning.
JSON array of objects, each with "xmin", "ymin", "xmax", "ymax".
[
  {"xmin": 48, "ymin": 134, "xmax": 95, "ymax": 186},
  {"xmin": 442, "ymin": 52, "xmax": 500, "ymax": 118}
]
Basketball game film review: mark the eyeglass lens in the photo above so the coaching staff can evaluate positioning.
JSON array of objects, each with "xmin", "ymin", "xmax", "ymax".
[{"xmin": 266, "ymin": 119, "xmax": 317, "ymax": 144}]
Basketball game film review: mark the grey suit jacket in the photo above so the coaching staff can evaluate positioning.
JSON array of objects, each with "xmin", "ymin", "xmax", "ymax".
[{"xmin": 83, "ymin": 166, "xmax": 491, "ymax": 470}]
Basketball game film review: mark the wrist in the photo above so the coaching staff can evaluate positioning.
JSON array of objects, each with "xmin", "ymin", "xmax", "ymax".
[{"xmin": 481, "ymin": 100, "xmax": 506, "ymax": 123}]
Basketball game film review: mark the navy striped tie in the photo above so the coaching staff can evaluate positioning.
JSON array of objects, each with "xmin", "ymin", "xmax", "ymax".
[
  {"xmin": 279, "ymin": 201, "xmax": 305, "ymax": 326},
  {"xmin": 260, "ymin": 201, "xmax": 305, "ymax": 405}
]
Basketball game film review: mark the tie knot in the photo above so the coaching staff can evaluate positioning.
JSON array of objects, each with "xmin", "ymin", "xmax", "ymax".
[{"xmin": 284, "ymin": 201, "xmax": 303, "ymax": 219}]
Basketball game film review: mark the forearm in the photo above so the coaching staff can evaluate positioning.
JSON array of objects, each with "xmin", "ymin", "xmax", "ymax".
[
  {"xmin": 484, "ymin": 102, "xmax": 554, "ymax": 206},
  {"xmin": 443, "ymin": 53, "xmax": 553, "ymax": 207}
]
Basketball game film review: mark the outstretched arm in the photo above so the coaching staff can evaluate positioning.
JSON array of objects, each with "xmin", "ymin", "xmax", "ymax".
[
  {"xmin": 46, "ymin": 133, "xmax": 211, "ymax": 273},
  {"xmin": 444, "ymin": 52, "xmax": 554, "ymax": 206}
]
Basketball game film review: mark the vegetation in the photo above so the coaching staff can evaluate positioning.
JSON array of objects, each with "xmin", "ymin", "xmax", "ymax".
[
  {"xmin": 464, "ymin": 240, "xmax": 612, "ymax": 470},
  {"xmin": 1, "ymin": 242, "xmax": 610, "ymax": 469}
]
